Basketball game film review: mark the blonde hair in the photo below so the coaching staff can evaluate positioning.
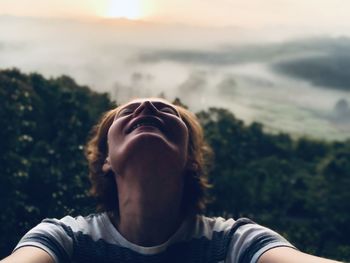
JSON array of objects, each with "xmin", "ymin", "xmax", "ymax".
[{"xmin": 85, "ymin": 99, "xmax": 212, "ymax": 216}]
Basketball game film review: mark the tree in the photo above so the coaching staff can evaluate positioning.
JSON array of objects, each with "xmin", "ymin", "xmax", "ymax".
[
  {"xmin": 1, "ymin": 71, "xmax": 349, "ymax": 261},
  {"xmin": 0, "ymin": 69, "xmax": 115, "ymax": 257}
]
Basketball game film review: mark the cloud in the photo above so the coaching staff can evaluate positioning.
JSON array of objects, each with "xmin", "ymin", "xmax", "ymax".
[
  {"xmin": 137, "ymin": 47, "xmax": 268, "ymax": 66},
  {"xmin": 216, "ymin": 75, "xmax": 237, "ymax": 96},
  {"xmin": 111, "ymin": 71, "xmax": 156, "ymax": 103},
  {"xmin": 1, "ymin": 15, "xmax": 349, "ymax": 140},
  {"xmin": 136, "ymin": 38, "xmax": 331, "ymax": 66},
  {"xmin": 303, "ymin": 98, "xmax": 350, "ymax": 135},
  {"xmin": 331, "ymin": 99, "xmax": 350, "ymax": 123},
  {"xmin": 0, "ymin": 42, "xmax": 24, "ymax": 51},
  {"xmin": 138, "ymin": 37, "xmax": 350, "ymax": 92},
  {"xmin": 130, "ymin": 72, "xmax": 154, "ymax": 84},
  {"xmin": 178, "ymin": 71, "xmax": 208, "ymax": 93}
]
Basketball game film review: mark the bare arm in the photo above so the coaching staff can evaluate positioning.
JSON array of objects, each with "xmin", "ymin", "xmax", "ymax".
[
  {"xmin": 1, "ymin": 247, "xmax": 54, "ymax": 263},
  {"xmin": 259, "ymin": 246, "xmax": 343, "ymax": 263}
]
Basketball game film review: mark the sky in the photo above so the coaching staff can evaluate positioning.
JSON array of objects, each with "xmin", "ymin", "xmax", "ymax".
[
  {"xmin": 1, "ymin": 0, "xmax": 350, "ymax": 28},
  {"xmin": 0, "ymin": 1, "xmax": 350, "ymax": 140}
]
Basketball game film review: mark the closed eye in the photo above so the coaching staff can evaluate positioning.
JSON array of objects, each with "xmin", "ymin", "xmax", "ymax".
[
  {"xmin": 116, "ymin": 103, "xmax": 179, "ymax": 118},
  {"xmin": 160, "ymin": 107, "xmax": 178, "ymax": 115},
  {"xmin": 118, "ymin": 108, "xmax": 134, "ymax": 117}
]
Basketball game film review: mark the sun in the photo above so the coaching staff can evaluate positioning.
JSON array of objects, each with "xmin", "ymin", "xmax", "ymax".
[{"xmin": 104, "ymin": 0, "xmax": 143, "ymax": 19}]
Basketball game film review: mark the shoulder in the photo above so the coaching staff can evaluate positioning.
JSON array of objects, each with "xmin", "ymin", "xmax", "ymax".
[
  {"xmin": 44, "ymin": 212, "xmax": 106, "ymax": 235},
  {"xmin": 13, "ymin": 213, "xmax": 108, "ymax": 263},
  {"xmin": 221, "ymin": 217, "xmax": 295, "ymax": 263},
  {"xmin": 195, "ymin": 215, "xmax": 255, "ymax": 238},
  {"xmin": 196, "ymin": 216, "xmax": 294, "ymax": 263}
]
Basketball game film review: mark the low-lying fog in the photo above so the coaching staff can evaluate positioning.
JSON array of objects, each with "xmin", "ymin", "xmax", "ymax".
[{"xmin": 1, "ymin": 16, "xmax": 349, "ymax": 140}]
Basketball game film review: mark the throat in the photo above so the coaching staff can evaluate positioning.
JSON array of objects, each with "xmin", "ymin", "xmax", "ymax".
[{"xmin": 114, "ymin": 174, "xmax": 185, "ymax": 246}]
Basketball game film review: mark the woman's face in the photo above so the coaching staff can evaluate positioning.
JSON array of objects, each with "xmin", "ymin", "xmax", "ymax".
[{"xmin": 105, "ymin": 99, "xmax": 189, "ymax": 175}]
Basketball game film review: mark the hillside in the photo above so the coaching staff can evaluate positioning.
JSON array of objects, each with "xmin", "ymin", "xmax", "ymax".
[{"xmin": 0, "ymin": 69, "xmax": 349, "ymax": 261}]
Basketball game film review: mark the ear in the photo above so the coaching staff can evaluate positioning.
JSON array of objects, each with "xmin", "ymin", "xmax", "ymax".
[
  {"xmin": 185, "ymin": 159, "xmax": 198, "ymax": 172},
  {"xmin": 102, "ymin": 157, "xmax": 112, "ymax": 173}
]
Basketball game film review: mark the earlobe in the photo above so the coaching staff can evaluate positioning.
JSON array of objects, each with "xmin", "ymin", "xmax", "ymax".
[
  {"xmin": 102, "ymin": 157, "xmax": 112, "ymax": 173},
  {"xmin": 185, "ymin": 160, "xmax": 198, "ymax": 172}
]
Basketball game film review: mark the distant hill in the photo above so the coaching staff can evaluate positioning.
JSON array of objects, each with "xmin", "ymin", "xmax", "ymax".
[{"xmin": 272, "ymin": 38, "xmax": 350, "ymax": 91}]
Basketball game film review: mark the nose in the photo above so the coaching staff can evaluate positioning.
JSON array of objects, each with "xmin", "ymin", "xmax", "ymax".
[{"xmin": 133, "ymin": 101, "xmax": 158, "ymax": 116}]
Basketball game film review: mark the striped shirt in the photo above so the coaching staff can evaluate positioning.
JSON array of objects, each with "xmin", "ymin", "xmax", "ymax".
[{"xmin": 14, "ymin": 213, "xmax": 294, "ymax": 263}]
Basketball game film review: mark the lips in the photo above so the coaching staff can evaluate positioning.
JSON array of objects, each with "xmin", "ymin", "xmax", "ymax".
[{"xmin": 126, "ymin": 116, "xmax": 164, "ymax": 134}]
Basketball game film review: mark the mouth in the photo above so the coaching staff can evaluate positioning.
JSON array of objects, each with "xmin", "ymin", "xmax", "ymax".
[{"xmin": 127, "ymin": 117, "xmax": 164, "ymax": 134}]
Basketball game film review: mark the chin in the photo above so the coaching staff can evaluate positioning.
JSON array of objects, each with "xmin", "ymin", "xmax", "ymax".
[
  {"xmin": 124, "ymin": 134, "xmax": 186, "ymax": 167},
  {"xmin": 129, "ymin": 132, "xmax": 173, "ymax": 153}
]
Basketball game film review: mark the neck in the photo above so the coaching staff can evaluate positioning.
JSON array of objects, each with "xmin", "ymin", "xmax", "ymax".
[{"xmin": 112, "ymin": 166, "xmax": 185, "ymax": 246}]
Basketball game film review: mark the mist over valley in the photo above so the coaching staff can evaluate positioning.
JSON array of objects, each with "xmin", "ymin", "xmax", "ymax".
[{"xmin": 1, "ymin": 15, "xmax": 349, "ymax": 140}]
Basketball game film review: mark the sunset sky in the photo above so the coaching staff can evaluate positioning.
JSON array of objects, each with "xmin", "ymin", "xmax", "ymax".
[
  {"xmin": 1, "ymin": 0, "xmax": 350, "ymax": 27},
  {"xmin": 1, "ymin": 0, "xmax": 350, "ymax": 140}
]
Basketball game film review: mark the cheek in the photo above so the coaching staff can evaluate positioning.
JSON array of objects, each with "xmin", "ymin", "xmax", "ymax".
[
  {"xmin": 176, "ymin": 121, "xmax": 190, "ymax": 151},
  {"xmin": 105, "ymin": 121, "xmax": 128, "ymax": 173},
  {"xmin": 180, "ymin": 126, "xmax": 190, "ymax": 168},
  {"xmin": 107, "ymin": 124, "xmax": 117, "ymax": 146},
  {"xmin": 106, "ymin": 121, "xmax": 124, "ymax": 150},
  {"xmin": 183, "ymin": 126, "xmax": 189, "ymax": 147}
]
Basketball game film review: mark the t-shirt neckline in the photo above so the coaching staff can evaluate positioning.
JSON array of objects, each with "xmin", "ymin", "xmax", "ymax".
[{"xmin": 100, "ymin": 212, "xmax": 195, "ymax": 255}]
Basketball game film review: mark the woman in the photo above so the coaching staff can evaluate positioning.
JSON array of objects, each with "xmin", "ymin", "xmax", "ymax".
[{"xmin": 2, "ymin": 98, "xmax": 342, "ymax": 263}]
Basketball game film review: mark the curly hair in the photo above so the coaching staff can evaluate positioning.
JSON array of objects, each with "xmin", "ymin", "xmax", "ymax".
[{"xmin": 85, "ymin": 98, "xmax": 212, "ymax": 216}]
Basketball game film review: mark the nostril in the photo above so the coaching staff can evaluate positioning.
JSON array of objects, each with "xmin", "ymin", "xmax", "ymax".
[
  {"xmin": 144, "ymin": 101, "xmax": 156, "ymax": 108},
  {"xmin": 134, "ymin": 101, "xmax": 158, "ymax": 115}
]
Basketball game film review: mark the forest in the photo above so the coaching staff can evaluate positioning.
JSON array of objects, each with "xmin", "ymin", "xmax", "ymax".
[{"xmin": 0, "ymin": 68, "xmax": 349, "ymax": 261}]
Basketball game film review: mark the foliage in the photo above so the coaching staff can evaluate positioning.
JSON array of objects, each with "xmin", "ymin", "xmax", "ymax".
[
  {"xmin": 197, "ymin": 108, "xmax": 350, "ymax": 261},
  {"xmin": 0, "ymin": 69, "xmax": 349, "ymax": 261},
  {"xmin": 0, "ymin": 69, "xmax": 115, "ymax": 257}
]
